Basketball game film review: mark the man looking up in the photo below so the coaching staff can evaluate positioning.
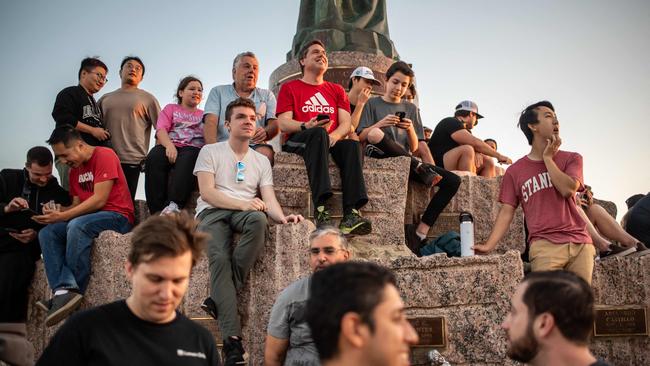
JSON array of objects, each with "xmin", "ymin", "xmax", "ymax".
[
  {"xmin": 203, "ymin": 52, "xmax": 278, "ymax": 165},
  {"xmin": 265, "ymin": 227, "xmax": 351, "ymax": 366},
  {"xmin": 474, "ymin": 101, "xmax": 595, "ymax": 283},
  {"xmin": 277, "ymin": 40, "xmax": 371, "ymax": 234},
  {"xmin": 99, "ymin": 56, "xmax": 160, "ymax": 200}
]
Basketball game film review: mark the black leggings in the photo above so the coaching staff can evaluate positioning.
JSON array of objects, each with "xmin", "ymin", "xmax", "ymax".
[{"xmin": 145, "ymin": 145, "xmax": 200, "ymax": 214}]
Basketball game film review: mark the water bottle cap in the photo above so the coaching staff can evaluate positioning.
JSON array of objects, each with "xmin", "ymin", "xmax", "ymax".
[{"xmin": 459, "ymin": 211, "xmax": 474, "ymax": 223}]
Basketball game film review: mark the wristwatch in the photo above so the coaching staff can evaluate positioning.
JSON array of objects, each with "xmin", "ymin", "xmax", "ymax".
[{"xmin": 300, "ymin": 123, "xmax": 307, "ymax": 131}]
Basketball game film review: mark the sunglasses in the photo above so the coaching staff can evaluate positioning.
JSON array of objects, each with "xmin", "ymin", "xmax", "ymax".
[{"xmin": 236, "ymin": 161, "xmax": 246, "ymax": 183}]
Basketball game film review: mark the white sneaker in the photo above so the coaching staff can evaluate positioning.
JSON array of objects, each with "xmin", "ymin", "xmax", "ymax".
[{"xmin": 160, "ymin": 201, "xmax": 180, "ymax": 216}]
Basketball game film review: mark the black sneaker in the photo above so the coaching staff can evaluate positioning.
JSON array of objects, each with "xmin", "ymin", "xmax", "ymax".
[
  {"xmin": 35, "ymin": 298, "xmax": 52, "ymax": 312},
  {"xmin": 414, "ymin": 163, "xmax": 443, "ymax": 187},
  {"xmin": 222, "ymin": 336, "xmax": 247, "ymax": 366},
  {"xmin": 339, "ymin": 209, "xmax": 372, "ymax": 235},
  {"xmin": 314, "ymin": 205, "xmax": 333, "ymax": 228},
  {"xmin": 599, "ymin": 244, "xmax": 636, "ymax": 260},
  {"xmin": 45, "ymin": 292, "xmax": 83, "ymax": 327},
  {"xmin": 200, "ymin": 297, "xmax": 218, "ymax": 320},
  {"xmin": 404, "ymin": 224, "xmax": 424, "ymax": 257}
]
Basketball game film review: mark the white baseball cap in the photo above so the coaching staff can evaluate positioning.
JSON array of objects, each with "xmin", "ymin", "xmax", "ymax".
[
  {"xmin": 349, "ymin": 66, "xmax": 382, "ymax": 86},
  {"xmin": 455, "ymin": 100, "xmax": 484, "ymax": 119}
]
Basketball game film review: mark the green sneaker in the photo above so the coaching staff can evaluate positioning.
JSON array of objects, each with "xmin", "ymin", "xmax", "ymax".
[
  {"xmin": 339, "ymin": 209, "xmax": 372, "ymax": 235},
  {"xmin": 314, "ymin": 205, "xmax": 333, "ymax": 228}
]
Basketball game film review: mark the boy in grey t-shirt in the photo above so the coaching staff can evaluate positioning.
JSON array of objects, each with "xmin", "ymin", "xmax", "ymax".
[{"xmin": 265, "ymin": 228, "xmax": 350, "ymax": 366}]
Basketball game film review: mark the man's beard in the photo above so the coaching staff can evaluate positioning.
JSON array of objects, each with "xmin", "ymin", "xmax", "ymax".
[{"xmin": 506, "ymin": 321, "xmax": 539, "ymax": 363}]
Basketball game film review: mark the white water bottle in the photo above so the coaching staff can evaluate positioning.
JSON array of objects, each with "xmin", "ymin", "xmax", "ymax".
[{"xmin": 459, "ymin": 212, "xmax": 474, "ymax": 257}]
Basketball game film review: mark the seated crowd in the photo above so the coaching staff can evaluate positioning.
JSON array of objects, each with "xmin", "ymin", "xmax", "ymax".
[{"xmin": 0, "ymin": 40, "xmax": 647, "ymax": 366}]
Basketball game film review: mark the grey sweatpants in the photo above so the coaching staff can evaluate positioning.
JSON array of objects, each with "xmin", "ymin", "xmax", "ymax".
[{"xmin": 197, "ymin": 208, "xmax": 268, "ymax": 338}]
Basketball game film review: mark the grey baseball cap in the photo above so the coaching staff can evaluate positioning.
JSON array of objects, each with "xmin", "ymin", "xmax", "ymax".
[{"xmin": 455, "ymin": 100, "xmax": 484, "ymax": 119}]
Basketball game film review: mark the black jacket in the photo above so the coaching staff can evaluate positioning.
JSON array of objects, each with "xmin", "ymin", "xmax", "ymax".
[
  {"xmin": 0, "ymin": 168, "xmax": 71, "ymax": 254},
  {"xmin": 52, "ymin": 85, "xmax": 111, "ymax": 147}
]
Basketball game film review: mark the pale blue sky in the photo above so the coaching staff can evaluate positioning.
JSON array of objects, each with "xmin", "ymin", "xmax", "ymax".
[{"xmin": 1, "ymin": 0, "xmax": 648, "ymax": 218}]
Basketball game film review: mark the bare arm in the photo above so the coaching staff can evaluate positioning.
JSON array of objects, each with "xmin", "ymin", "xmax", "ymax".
[
  {"xmin": 203, "ymin": 114, "xmax": 218, "ymax": 145},
  {"xmin": 473, "ymin": 203, "xmax": 516, "ymax": 254},
  {"xmin": 264, "ymin": 335, "xmax": 289, "ymax": 366},
  {"xmin": 278, "ymin": 111, "xmax": 303, "ymax": 134},
  {"xmin": 451, "ymin": 130, "xmax": 511, "ymax": 163},
  {"xmin": 265, "ymin": 118, "xmax": 279, "ymax": 140}
]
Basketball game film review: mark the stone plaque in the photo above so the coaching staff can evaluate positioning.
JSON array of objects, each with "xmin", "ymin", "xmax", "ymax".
[
  {"xmin": 409, "ymin": 317, "xmax": 447, "ymax": 348},
  {"xmin": 593, "ymin": 306, "xmax": 648, "ymax": 337},
  {"xmin": 191, "ymin": 317, "xmax": 222, "ymax": 344}
]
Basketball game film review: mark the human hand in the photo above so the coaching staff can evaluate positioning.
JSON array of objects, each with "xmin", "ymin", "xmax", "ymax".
[
  {"xmin": 91, "ymin": 127, "xmax": 110, "ymax": 141},
  {"xmin": 241, "ymin": 198, "xmax": 267, "ymax": 212},
  {"xmin": 32, "ymin": 211, "xmax": 66, "ymax": 224},
  {"xmin": 42, "ymin": 203, "xmax": 62, "ymax": 214},
  {"xmin": 472, "ymin": 242, "xmax": 495, "ymax": 255},
  {"xmin": 252, "ymin": 127, "xmax": 268, "ymax": 144},
  {"xmin": 396, "ymin": 117, "xmax": 413, "ymax": 130},
  {"xmin": 328, "ymin": 134, "xmax": 340, "ymax": 147},
  {"xmin": 4, "ymin": 197, "xmax": 28, "ymax": 213},
  {"xmin": 357, "ymin": 87, "xmax": 371, "ymax": 105},
  {"xmin": 165, "ymin": 145, "xmax": 178, "ymax": 164},
  {"xmin": 377, "ymin": 114, "xmax": 399, "ymax": 128},
  {"xmin": 543, "ymin": 135, "xmax": 561, "ymax": 160},
  {"xmin": 9, "ymin": 228, "xmax": 37, "ymax": 244},
  {"xmin": 282, "ymin": 214, "xmax": 304, "ymax": 224},
  {"xmin": 497, "ymin": 154, "xmax": 512, "ymax": 165},
  {"xmin": 474, "ymin": 153, "xmax": 484, "ymax": 168}
]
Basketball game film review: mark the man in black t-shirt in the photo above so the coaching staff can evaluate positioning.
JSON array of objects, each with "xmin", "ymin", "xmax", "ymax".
[
  {"xmin": 37, "ymin": 213, "xmax": 220, "ymax": 366},
  {"xmin": 502, "ymin": 271, "xmax": 611, "ymax": 366},
  {"xmin": 428, "ymin": 101, "xmax": 512, "ymax": 177},
  {"xmin": 52, "ymin": 57, "xmax": 112, "ymax": 190}
]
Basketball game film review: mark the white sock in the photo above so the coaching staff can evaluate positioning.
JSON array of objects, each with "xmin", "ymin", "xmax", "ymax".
[
  {"xmin": 416, "ymin": 231, "xmax": 426, "ymax": 241},
  {"xmin": 54, "ymin": 289, "xmax": 69, "ymax": 296}
]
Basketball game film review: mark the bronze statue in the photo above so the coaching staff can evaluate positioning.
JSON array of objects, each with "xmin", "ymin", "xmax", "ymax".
[{"xmin": 288, "ymin": 0, "xmax": 399, "ymax": 60}]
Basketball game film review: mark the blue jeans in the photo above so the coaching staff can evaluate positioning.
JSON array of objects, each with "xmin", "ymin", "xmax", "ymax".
[{"xmin": 38, "ymin": 211, "xmax": 132, "ymax": 294}]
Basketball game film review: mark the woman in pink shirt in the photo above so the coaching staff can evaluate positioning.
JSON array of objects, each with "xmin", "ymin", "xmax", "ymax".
[{"xmin": 145, "ymin": 76, "xmax": 204, "ymax": 214}]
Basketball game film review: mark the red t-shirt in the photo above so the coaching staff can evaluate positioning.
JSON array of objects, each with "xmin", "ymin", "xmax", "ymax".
[
  {"xmin": 276, "ymin": 79, "xmax": 351, "ymax": 141},
  {"xmin": 499, "ymin": 151, "xmax": 591, "ymax": 245},
  {"xmin": 69, "ymin": 147, "xmax": 135, "ymax": 224}
]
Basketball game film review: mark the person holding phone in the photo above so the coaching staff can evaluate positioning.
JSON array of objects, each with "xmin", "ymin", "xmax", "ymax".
[
  {"xmin": 0, "ymin": 146, "xmax": 70, "ymax": 365},
  {"xmin": 357, "ymin": 61, "xmax": 461, "ymax": 255},
  {"xmin": 277, "ymin": 40, "xmax": 371, "ymax": 234}
]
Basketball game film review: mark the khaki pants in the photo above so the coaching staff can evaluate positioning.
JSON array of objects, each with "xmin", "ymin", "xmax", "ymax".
[{"xmin": 529, "ymin": 240, "xmax": 596, "ymax": 284}]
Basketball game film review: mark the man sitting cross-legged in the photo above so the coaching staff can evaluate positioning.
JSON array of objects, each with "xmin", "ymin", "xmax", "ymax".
[{"xmin": 195, "ymin": 97, "xmax": 303, "ymax": 366}]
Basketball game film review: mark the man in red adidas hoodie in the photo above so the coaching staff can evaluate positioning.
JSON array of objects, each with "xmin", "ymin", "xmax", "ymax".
[{"xmin": 277, "ymin": 40, "xmax": 371, "ymax": 235}]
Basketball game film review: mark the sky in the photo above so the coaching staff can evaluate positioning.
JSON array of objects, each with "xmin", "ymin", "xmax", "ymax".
[{"xmin": 1, "ymin": 0, "xmax": 648, "ymax": 219}]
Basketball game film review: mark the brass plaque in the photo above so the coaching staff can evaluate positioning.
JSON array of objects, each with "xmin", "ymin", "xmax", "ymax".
[
  {"xmin": 593, "ymin": 306, "xmax": 648, "ymax": 337},
  {"xmin": 409, "ymin": 317, "xmax": 447, "ymax": 348},
  {"xmin": 191, "ymin": 316, "xmax": 222, "ymax": 343}
]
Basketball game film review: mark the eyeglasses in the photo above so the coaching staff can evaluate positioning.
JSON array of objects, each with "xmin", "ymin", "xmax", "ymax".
[
  {"xmin": 90, "ymin": 72, "xmax": 107, "ymax": 82},
  {"xmin": 235, "ymin": 161, "xmax": 245, "ymax": 183},
  {"xmin": 124, "ymin": 63, "xmax": 142, "ymax": 72},
  {"xmin": 309, "ymin": 247, "xmax": 345, "ymax": 256}
]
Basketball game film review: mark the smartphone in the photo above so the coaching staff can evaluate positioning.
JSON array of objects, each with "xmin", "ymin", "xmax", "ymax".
[
  {"xmin": 395, "ymin": 111, "xmax": 406, "ymax": 121},
  {"xmin": 316, "ymin": 114, "xmax": 329, "ymax": 122},
  {"xmin": 20, "ymin": 208, "xmax": 39, "ymax": 216},
  {"xmin": 3, "ymin": 227, "xmax": 20, "ymax": 233}
]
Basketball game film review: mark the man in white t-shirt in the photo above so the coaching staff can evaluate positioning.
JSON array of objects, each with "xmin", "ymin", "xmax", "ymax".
[{"xmin": 193, "ymin": 97, "xmax": 303, "ymax": 366}]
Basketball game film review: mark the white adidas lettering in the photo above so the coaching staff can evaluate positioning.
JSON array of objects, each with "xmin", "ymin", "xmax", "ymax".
[{"xmin": 301, "ymin": 92, "xmax": 335, "ymax": 114}]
